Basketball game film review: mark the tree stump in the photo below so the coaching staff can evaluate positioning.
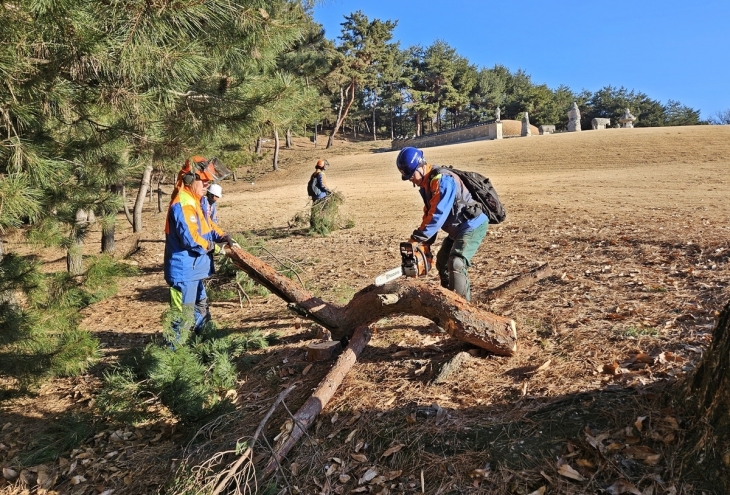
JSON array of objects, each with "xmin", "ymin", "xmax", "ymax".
[{"xmin": 306, "ymin": 341, "xmax": 342, "ymax": 361}]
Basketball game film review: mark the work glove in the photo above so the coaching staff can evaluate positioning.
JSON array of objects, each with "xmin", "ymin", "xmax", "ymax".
[{"xmin": 220, "ymin": 234, "xmax": 233, "ymax": 247}]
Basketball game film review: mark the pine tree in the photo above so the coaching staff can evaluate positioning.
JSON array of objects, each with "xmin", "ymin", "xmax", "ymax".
[{"xmin": 326, "ymin": 11, "xmax": 398, "ymax": 148}]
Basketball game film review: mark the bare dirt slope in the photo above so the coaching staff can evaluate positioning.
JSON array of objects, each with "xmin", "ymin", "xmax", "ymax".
[{"xmin": 2, "ymin": 125, "xmax": 730, "ymax": 494}]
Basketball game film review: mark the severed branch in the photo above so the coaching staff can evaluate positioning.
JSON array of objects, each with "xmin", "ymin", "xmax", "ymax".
[
  {"xmin": 226, "ymin": 245, "xmax": 518, "ymax": 356},
  {"xmin": 262, "ymin": 325, "xmax": 372, "ymax": 478},
  {"xmin": 226, "ymin": 244, "xmax": 341, "ymax": 328},
  {"xmin": 484, "ymin": 263, "xmax": 553, "ymax": 301}
]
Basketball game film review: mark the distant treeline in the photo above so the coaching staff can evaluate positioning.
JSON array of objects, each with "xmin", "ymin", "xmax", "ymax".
[
  {"xmin": 302, "ymin": 12, "xmax": 705, "ymax": 140},
  {"xmin": 0, "ymin": 2, "xmax": 712, "ymax": 249}
]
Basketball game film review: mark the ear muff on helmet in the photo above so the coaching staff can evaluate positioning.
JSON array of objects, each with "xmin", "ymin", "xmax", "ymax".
[
  {"xmin": 181, "ymin": 156, "xmax": 214, "ymax": 185},
  {"xmin": 182, "ymin": 170, "xmax": 196, "ymax": 185}
]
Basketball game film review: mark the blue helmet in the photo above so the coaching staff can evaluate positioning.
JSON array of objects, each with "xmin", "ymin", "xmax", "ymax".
[{"xmin": 396, "ymin": 147, "xmax": 424, "ymax": 180}]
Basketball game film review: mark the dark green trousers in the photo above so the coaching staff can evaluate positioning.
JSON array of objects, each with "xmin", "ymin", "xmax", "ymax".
[{"xmin": 435, "ymin": 221, "xmax": 488, "ymax": 301}]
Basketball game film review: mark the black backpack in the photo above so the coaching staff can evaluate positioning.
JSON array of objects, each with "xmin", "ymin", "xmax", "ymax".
[
  {"xmin": 433, "ymin": 166, "xmax": 507, "ymax": 224},
  {"xmin": 307, "ymin": 172, "xmax": 322, "ymax": 200}
]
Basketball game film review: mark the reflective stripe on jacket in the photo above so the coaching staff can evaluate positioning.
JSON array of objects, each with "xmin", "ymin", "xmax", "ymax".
[
  {"xmin": 412, "ymin": 164, "xmax": 487, "ymax": 242},
  {"xmin": 164, "ymin": 187, "xmax": 225, "ymax": 284}
]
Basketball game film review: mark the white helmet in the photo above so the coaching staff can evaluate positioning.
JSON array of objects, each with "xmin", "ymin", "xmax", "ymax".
[{"xmin": 208, "ymin": 183, "xmax": 222, "ymax": 198}]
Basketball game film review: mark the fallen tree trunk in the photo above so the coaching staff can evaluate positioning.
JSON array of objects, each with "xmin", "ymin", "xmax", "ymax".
[
  {"xmin": 227, "ymin": 245, "xmax": 517, "ymax": 356},
  {"xmin": 262, "ymin": 325, "xmax": 371, "ymax": 478}
]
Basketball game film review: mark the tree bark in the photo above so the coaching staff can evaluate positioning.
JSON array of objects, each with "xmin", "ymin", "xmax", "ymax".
[
  {"xmin": 255, "ymin": 136, "xmax": 262, "ymax": 155},
  {"xmin": 272, "ymin": 127, "xmax": 280, "ymax": 171},
  {"xmin": 226, "ymin": 245, "xmax": 517, "ymax": 356},
  {"xmin": 67, "ymin": 211, "xmax": 86, "ymax": 275},
  {"xmin": 327, "ymin": 81, "xmax": 355, "ymax": 149},
  {"xmin": 263, "ymin": 325, "xmax": 372, "ymax": 478},
  {"xmin": 285, "ymin": 128, "xmax": 292, "ymax": 148},
  {"xmin": 689, "ymin": 300, "xmax": 730, "ymax": 489},
  {"xmin": 0, "ymin": 235, "xmax": 16, "ymax": 305},
  {"xmin": 133, "ymin": 164, "xmax": 153, "ymax": 233},
  {"xmin": 67, "ymin": 240, "xmax": 83, "ymax": 276},
  {"xmin": 100, "ymin": 185, "xmax": 121, "ymax": 254},
  {"xmin": 157, "ymin": 175, "xmax": 165, "ymax": 213},
  {"xmin": 372, "ymin": 90, "xmax": 377, "ymax": 141},
  {"xmin": 390, "ymin": 108, "xmax": 394, "ymax": 140},
  {"xmin": 101, "ymin": 220, "xmax": 115, "ymax": 254}
]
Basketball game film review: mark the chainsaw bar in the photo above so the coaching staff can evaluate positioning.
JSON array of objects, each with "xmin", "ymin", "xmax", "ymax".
[{"xmin": 374, "ymin": 266, "xmax": 403, "ymax": 286}]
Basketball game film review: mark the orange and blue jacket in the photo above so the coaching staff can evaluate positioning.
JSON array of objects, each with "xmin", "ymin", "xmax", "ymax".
[
  {"xmin": 164, "ymin": 186, "xmax": 226, "ymax": 284},
  {"xmin": 412, "ymin": 163, "xmax": 487, "ymax": 243}
]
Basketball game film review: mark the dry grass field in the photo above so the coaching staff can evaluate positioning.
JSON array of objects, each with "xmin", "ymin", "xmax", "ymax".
[{"xmin": 2, "ymin": 124, "xmax": 730, "ymax": 494}]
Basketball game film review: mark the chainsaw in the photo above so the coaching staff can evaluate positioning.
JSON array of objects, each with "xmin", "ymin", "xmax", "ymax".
[{"xmin": 374, "ymin": 242, "xmax": 432, "ymax": 286}]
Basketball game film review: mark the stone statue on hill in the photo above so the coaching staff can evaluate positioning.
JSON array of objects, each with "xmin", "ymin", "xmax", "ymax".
[
  {"xmin": 495, "ymin": 106, "xmax": 501, "ymax": 122},
  {"xmin": 567, "ymin": 102, "xmax": 581, "ymax": 132},
  {"xmin": 521, "ymin": 112, "xmax": 532, "ymax": 136},
  {"xmin": 619, "ymin": 108, "xmax": 637, "ymax": 128}
]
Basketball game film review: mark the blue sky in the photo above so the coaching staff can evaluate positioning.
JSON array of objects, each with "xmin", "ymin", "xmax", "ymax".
[{"xmin": 312, "ymin": 0, "xmax": 730, "ymax": 121}]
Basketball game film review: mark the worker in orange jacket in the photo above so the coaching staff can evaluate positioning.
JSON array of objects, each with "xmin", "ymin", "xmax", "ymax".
[{"xmin": 164, "ymin": 156, "xmax": 232, "ymax": 339}]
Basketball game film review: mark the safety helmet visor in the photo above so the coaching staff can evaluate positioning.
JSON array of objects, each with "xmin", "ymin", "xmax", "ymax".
[
  {"xmin": 196, "ymin": 166, "xmax": 215, "ymax": 182},
  {"xmin": 184, "ymin": 156, "xmax": 232, "ymax": 183}
]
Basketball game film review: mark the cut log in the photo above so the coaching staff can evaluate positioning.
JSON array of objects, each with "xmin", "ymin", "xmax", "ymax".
[
  {"xmin": 306, "ymin": 341, "xmax": 342, "ymax": 361},
  {"xmin": 227, "ymin": 245, "xmax": 518, "ymax": 356},
  {"xmin": 484, "ymin": 263, "xmax": 553, "ymax": 301},
  {"xmin": 339, "ymin": 281, "xmax": 517, "ymax": 356},
  {"xmin": 262, "ymin": 325, "xmax": 372, "ymax": 478}
]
